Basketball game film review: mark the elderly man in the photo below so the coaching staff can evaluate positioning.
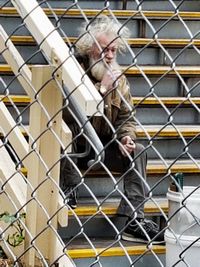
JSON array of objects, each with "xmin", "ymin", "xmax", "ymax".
[{"xmin": 61, "ymin": 15, "xmax": 164, "ymax": 243}]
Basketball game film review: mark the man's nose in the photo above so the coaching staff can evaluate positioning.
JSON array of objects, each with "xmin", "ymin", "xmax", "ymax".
[{"xmin": 105, "ymin": 49, "xmax": 114, "ymax": 59}]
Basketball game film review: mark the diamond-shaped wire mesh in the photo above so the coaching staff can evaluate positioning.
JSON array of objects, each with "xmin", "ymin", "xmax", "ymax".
[{"xmin": 0, "ymin": 0, "xmax": 200, "ymax": 266}]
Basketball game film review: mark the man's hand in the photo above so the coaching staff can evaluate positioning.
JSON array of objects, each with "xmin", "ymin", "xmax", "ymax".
[
  {"xmin": 119, "ymin": 136, "xmax": 136, "ymax": 156},
  {"xmin": 100, "ymin": 69, "xmax": 121, "ymax": 94}
]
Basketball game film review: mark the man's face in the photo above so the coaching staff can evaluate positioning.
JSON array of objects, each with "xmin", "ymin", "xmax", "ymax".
[{"xmin": 90, "ymin": 34, "xmax": 118, "ymax": 64}]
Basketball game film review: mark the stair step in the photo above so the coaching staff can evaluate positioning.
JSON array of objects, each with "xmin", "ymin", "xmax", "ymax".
[
  {"xmin": 6, "ymin": 124, "xmax": 200, "ymax": 138},
  {"xmin": 2, "ymin": 64, "xmax": 200, "ymax": 76},
  {"xmin": 60, "ymin": 198, "xmax": 167, "ymax": 239},
  {"xmin": 2, "ymin": 7, "xmax": 200, "ymax": 20},
  {"xmin": 147, "ymin": 159, "xmax": 200, "ymax": 174},
  {"xmin": 81, "ymin": 159, "xmax": 200, "ymax": 175},
  {"xmin": 1, "ymin": 9, "xmax": 200, "ymax": 40},
  {"xmin": 137, "ymin": 125, "xmax": 200, "ymax": 137},
  {"xmin": 67, "ymin": 240, "xmax": 165, "ymax": 258},
  {"xmin": 1, "ymin": 72, "xmax": 199, "ymax": 98},
  {"xmin": 2, "ymin": 0, "xmax": 199, "ymax": 12},
  {"xmin": 2, "ymin": 43, "xmax": 200, "ymax": 66},
  {"xmin": 9, "ymin": 35, "xmax": 200, "ymax": 48},
  {"xmin": 2, "ymin": 94, "xmax": 200, "ymax": 107},
  {"xmin": 20, "ymin": 158, "xmax": 200, "ymax": 176},
  {"xmin": 0, "ymin": 95, "xmax": 30, "ymax": 104},
  {"xmin": 65, "ymin": 237, "xmax": 165, "ymax": 266},
  {"xmin": 69, "ymin": 199, "xmax": 168, "ymax": 217},
  {"xmin": 1, "ymin": 95, "xmax": 200, "ymax": 131},
  {"xmin": 2, "ymin": 94, "xmax": 199, "ymax": 132},
  {"xmin": 71, "ymin": 171, "xmax": 199, "ymax": 199},
  {"xmin": 133, "ymin": 97, "xmax": 200, "ymax": 105},
  {"xmin": 124, "ymin": 66, "xmax": 200, "ymax": 76},
  {"xmin": 8, "ymin": 36, "xmax": 200, "ymax": 66},
  {"xmin": 21, "ymin": 160, "xmax": 200, "ymax": 198}
]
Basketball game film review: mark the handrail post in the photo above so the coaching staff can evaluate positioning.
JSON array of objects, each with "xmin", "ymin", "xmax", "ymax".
[{"xmin": 25, "ymin": 65, "xmax": 69, "ymax": 266}]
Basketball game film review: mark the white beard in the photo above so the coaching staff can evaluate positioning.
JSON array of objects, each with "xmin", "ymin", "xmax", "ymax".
[
  {"xmin": 90, "ymin": 58, "xmax": 106, "ymax": 81},
  {"xmin": 89, "ymin": 58, "xmax": 120, "ymax": 81}
]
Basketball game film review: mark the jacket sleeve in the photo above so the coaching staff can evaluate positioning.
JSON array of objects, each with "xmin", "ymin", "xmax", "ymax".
[{"xmin": 113, "ymin": 76, "xmax": 137, "ymax": 141}]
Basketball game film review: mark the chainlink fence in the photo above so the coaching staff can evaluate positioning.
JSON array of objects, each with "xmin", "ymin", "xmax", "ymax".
[{"xmin": 0, "ymin": 0, "xmax": 200, "ymax": 266}]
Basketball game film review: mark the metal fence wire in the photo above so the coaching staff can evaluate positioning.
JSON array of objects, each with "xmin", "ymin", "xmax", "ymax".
[{"xmin": 0, "ymin": 0, "xmax": 200, "ymax": 266}]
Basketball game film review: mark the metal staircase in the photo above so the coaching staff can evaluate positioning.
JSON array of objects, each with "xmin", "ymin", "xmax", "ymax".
[{"xmin": 0, "ymin": 0, "xmax": 200, "ymax": 266}]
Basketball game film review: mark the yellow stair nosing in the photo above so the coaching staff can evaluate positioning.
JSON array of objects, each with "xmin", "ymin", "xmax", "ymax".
[
  {"xmin": 137, "ymin": 130, "xmax": 200, "ymax": 138},
  {"xmin": 1, "ymin": 7, "xmax": 200, "ymax": 19},
  {"xmin": 127, "ymin": 38, "xmax": 200, "ymax": 47},
  {"xmin": 10, "ymin": 35, "xmax": 36, "ymax": 44},
  {"xmin": 67, "ymin": 245, "xmax": 165, "ymax": 259},
  {"xmin": 147, "ymin": 164, "xmax": 200, "ymax": 174},
  {"xmin": 0, "ymin": 95, "xmax": 30, "ymax": 103},
  {"xmin": 2, "ymin": 64, "xmax": 200, "ymax": 76},
  {"xmin": 68, "ymin": 201, "xmax": 168, "ymax": 217},
  {"xmin": 133, "ymin": 96, "xmax": 200, "ymax": 105},
  {"xmin": 1, "ymin": 94, "xmax": 200, "ymax": 106},
  {"xmin": 123, "ymin": 65, "xmax": 200, "ymax": 76},
  {"xmin": 10, "ymin": 36, "xmax": 200, "ymax": 48},
  {"xmin": 1, "ymin": 123, "xmax": 199, "ymax": 138},
  {"xmin": 20, "ymin": 161, "xmax": 200, "ymax": 177},
  {"xmin": 79, "ymin": 164, "xmax": 200, "ymax": 175}
]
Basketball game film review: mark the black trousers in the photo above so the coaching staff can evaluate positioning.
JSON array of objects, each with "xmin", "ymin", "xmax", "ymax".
[{"xmin": 60, "ymin": 138, "xmax": 147, "ymax": 219}]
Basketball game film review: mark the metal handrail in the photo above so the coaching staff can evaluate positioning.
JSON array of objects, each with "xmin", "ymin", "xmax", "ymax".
[{"xmin": 63, "ymin": 84, "xmax": 105, "ymax": 169}]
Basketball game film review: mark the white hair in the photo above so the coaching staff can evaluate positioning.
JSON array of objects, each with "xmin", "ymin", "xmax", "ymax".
[{"xmin": 76, "ymin": 15, "xmax": 130, "ymax": 56}]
